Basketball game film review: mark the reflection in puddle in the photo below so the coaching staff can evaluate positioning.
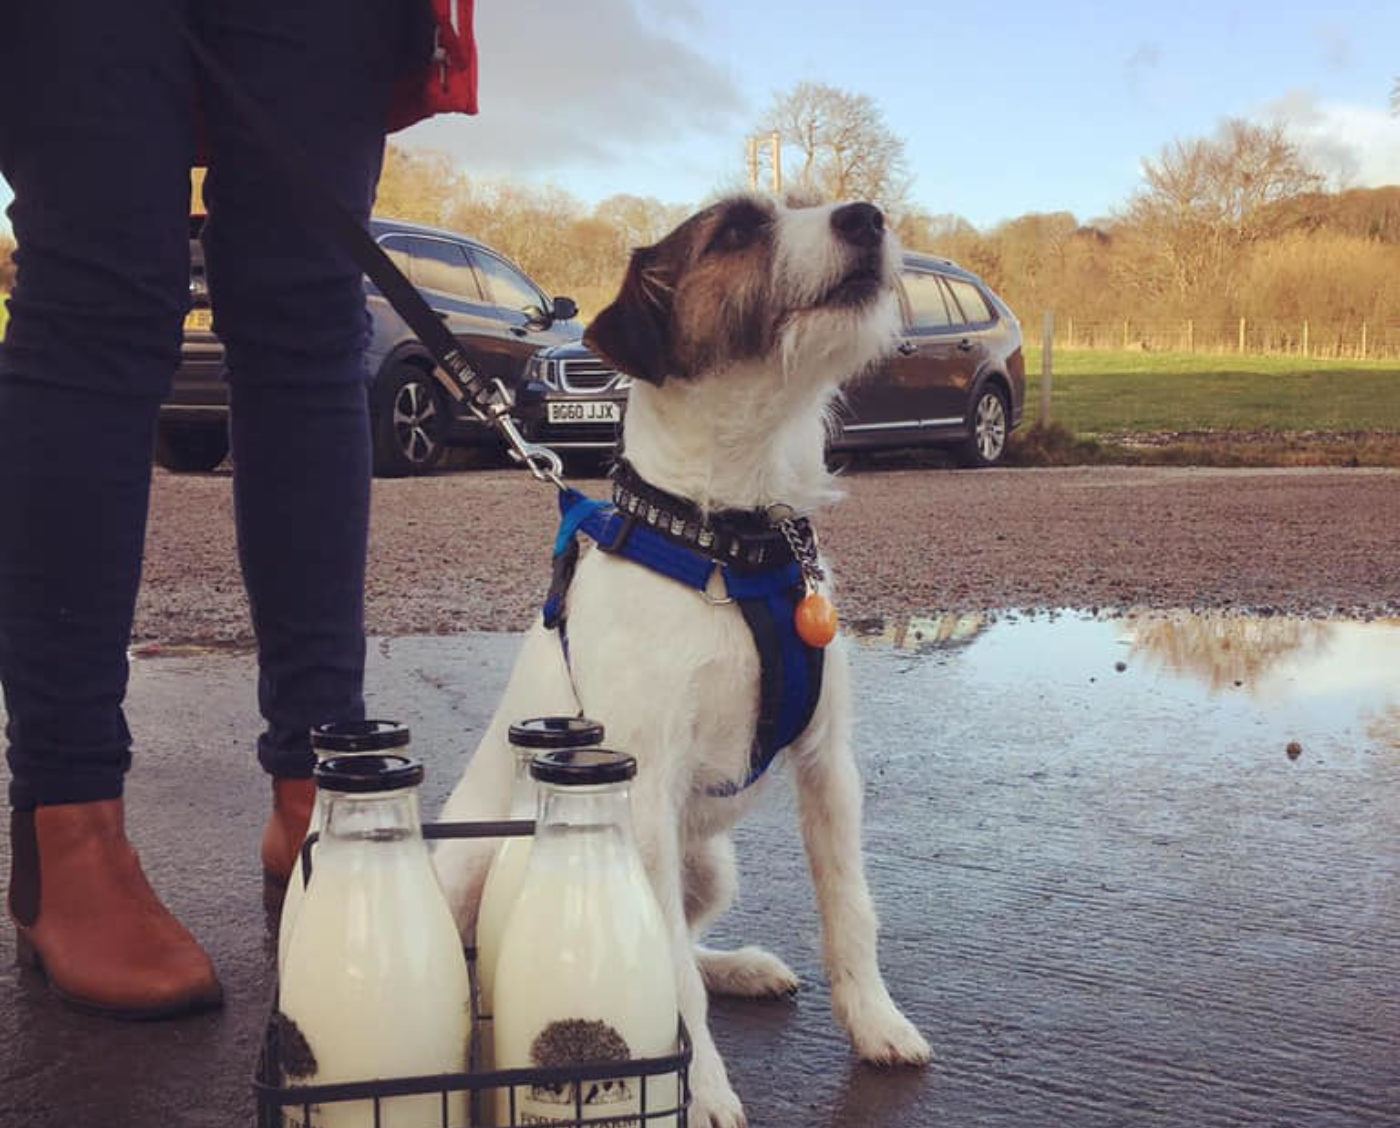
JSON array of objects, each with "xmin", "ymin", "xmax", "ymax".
[
  {"xmin": 847, "ymin": 612, "xmax": 990, "ymax": 653},
  {"xmin": 1371, "ymin": 706, "xmax": 1400, "ymax": 750},
  {"xmin": 852, "ymin": 610, "xmax": 1400, "ymax": 757},
  {"xmin": 1123, "ymin": 614, "xmax": 1333, "ymax": 693}
]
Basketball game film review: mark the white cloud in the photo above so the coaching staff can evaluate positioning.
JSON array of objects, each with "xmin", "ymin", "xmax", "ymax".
[
  {"xmin": 1263, "ymin": 89, "xmax": 1400, "ymax": 190},
  {"xmin": 398, "ymin": 0, "xmax": 746, "ymax": 179}
]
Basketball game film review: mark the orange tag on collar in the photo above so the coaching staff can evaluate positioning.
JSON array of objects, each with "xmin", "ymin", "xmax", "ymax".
[{"xmin": 795, "ymin": 592, "xmax": 839, "ymax": 648}]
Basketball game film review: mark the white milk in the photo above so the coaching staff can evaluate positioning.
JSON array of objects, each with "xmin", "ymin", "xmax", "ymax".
[
  {"xmin": 493, "ymin": 827, "xmax": 679, "ymax": 1128},
  {"xmin": 279, "ymin": 835, "xmax": 471, "ymax": 1128},
  {"xmin": 276, "ymin": 805, "xmax": 323, "ymax": 975},
  {"xmin": 476, "ymin": 832, "xmax": 531, "ymax": 1020},
  {"xmin": 473, "ymin": 835, "xmax": 530, "ymax": 1125}
]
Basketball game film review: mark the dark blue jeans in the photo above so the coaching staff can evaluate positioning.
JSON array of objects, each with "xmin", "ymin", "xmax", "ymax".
[{"xmin": 0, "ymin": 1, "xmax": 422, "ymax": 809}]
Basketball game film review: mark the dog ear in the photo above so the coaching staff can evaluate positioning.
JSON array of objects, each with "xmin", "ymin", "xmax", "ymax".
[{"xmin": 585, "ymin": 246, "xmax": 675, "ymax": 385}]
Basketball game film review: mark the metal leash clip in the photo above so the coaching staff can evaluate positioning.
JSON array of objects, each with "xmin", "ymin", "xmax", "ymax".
[
  {"xmin": 480, "ymin": 377, "xmax": 565, "ymax": 488},
  {"xmin": 447, "ymin": 369, "xmax": 566, "ymax": 488},
  {"xmin": 498, "ymin": 413, "xmax": 566, "ymax": 488}
]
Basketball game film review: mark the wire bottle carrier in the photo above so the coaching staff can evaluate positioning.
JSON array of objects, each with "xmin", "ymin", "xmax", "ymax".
[{"xmin": 254, "ymin": 819, "xmax": 692, "ymax": 1127}]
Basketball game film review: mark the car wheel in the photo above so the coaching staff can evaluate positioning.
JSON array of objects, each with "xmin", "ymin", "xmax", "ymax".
[
  {"xmin": 957, "ymin": 386, "xmax": 1009, "ymax": 468},
  {"xmin": 373, "ymin": 363, "xmax": 446, "ymax": 477},
  {"xmin": 154, "ymin": 423, "xmax": 229, "ymax": 472}
]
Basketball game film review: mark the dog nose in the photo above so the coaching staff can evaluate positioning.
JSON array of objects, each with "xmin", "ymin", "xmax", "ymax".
[{"xmin": 831, "ymin": 202, "xmax": 884, "ymax": 247}]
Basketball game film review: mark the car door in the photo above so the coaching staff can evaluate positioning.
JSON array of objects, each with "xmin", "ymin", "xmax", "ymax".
[
  {"xmin": 941, "ymin": 276, "xmax": 998, "ymax": 418},
  {"xmin": 394, "ymin": 234, "xmax": 520, "ymax": 382},
  {"xmin": 462, "ymin": 248, "xmax": 576, "ymax": 385},
  {"xmin": 843, "ymin": 268, "xmax": 969, "ymax": 435}
]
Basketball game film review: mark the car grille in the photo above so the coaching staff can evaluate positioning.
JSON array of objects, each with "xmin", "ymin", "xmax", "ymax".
[{"xmin": 559, "ymin": 357, "xmax": 625, "ymax": 394}]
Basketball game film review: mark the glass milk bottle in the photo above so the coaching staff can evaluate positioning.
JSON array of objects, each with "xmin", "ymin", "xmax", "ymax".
[
  {"xmin": 279, "ymin": 754, "xmax": 471, "ymax": 1128},
  {"xmin": 476, "ymin": 716, "xmax": 605, "ymax": 1028},
  {"xmin": 493, "ymin": 750, "xmax": 680, "ymax": 1128},
  {"xmin": 277, "ymin": 720, "xmax": 411, "ymax": 975}
]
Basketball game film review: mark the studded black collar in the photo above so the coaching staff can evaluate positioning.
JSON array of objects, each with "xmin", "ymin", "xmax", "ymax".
[{"xmin": 609, "ymin": 459, "xmax": 812, "ymax": 575}]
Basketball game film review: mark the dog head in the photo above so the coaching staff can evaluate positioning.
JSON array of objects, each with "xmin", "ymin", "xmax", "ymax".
[{"xmin": 584, "ymin": 194, "xmax": 902, "ymax": 389}]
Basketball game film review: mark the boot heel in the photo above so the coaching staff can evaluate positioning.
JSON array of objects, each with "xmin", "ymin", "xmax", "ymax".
[{"xmin": 15, "ymin": 929, "xmax": 43, "ymax": 970}]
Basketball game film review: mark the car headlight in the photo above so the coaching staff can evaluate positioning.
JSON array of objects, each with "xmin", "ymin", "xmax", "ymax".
[{"xmin": 524, "ymin": 355, "xmax": 560, "ymax": 389}]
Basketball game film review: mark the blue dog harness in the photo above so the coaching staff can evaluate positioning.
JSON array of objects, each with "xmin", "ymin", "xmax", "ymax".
[{"xmin": 544, "ymin": 466, "xmax": 826, "ymax": 797}]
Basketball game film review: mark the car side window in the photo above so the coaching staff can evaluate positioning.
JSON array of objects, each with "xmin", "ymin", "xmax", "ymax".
[
  {"xmin": 377, "ymin": 233, "xmax": 414, "ymax": 278},
  {"xmin": 901, "ymin": 270, "xmax": 955, "ymax": 332},
  {"xmin": 945, "ymin": 278, "xmax": 995, "ymax": 327},
  {"xmin": 406, "ymin": 236, "xmax": 484, "ymax": 302},
  {"xmin": 470, "ymin": 250, "xmax": 548, "ymax": 314}
]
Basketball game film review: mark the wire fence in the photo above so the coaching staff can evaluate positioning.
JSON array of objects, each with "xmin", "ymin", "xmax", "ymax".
[{"xmin": 1028, "ymin": 315, "xmax": 1400, "ymax": 361}]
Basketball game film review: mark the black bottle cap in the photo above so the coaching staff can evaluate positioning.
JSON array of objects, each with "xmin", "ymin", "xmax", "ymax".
[
  {"xmin": 529, "ymin": 748, "xmax": 636, "ymax": 786},
  {"xmin": 315, "ymin": 754, "xmax": 424, "ymax": 793},
  {"xmin": 311, "ymin": 720, "xmax": 411, "ymax": 753},
  {"xmin": 508, "ymin": 716, "xmax": 605, "ymax": 750}
]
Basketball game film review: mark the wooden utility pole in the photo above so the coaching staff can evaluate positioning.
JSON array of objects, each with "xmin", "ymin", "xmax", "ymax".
[
  {"xmin": 1041, "ymin": 311, "xmax": 1054, "ymax": 424},
  {"xmin": 770, "ymin": 132, "xmax": 782, "ymax": 195},
  {"xmin": 747, "ymin": 136, "xmax": 759, "ymax": 192}
]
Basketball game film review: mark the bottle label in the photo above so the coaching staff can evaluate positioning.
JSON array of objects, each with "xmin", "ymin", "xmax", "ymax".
[{"xmin": 512, "ymin": 1018, "xmax": 649, "ymax": 1126}]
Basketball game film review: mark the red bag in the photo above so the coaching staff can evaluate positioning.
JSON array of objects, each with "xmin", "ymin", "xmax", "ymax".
[{"xmin": 389, "ymin": 0, "xmax": 479, "ymax": 130}]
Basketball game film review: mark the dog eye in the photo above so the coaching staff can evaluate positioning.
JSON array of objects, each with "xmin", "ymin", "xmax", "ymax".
[{"xmin": 706, "ymin": 208, "xmax": 769, "ymax": 255}]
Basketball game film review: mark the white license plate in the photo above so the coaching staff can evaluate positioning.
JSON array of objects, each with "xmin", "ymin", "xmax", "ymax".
[{"xmin": 547, "ymin": 401, "xmax": 621, "ymax": 424}]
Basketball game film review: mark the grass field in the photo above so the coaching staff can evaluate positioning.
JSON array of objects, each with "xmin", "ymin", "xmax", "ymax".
[{"xmin": 1023, "ymin": 348, "xmax": 1400, "ymax": 435}]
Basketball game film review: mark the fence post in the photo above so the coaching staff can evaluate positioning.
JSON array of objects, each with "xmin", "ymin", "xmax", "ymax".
[
  {"xmin": 1066, "ymin": 315, "xmax": 1074, "ymax": 349},
  {"xmin": 1122, "ymin": 319, "xmax": 1130, "ymax": 349},
  {"xmin": 1361, "ymin": 321, "xmax": 1368, "ymax": 359},
  {"xmin": 1302, "ymin": 320, "xmax": 1309, "ymax": 357},
  {"xmin": 1187, "ymin": 318, "xmax": 1194, "ymax": 353},
  {"xmin": 1238, "ymin": 317, "xmax": 1246, "ymax": 353},
  {"xmin": 1041, "ymin": 311, "xmax": 1054, "ymax": 425}
]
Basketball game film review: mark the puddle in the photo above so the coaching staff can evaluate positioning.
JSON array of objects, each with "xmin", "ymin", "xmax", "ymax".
[{"xmin": 850, "ymin": 610, "xmax": 1400, "ymax": 759}]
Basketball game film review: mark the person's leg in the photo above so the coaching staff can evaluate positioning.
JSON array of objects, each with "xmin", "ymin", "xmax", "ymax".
[
  {"xmin": 194, "ymin": 0, "xmax": 421, "ymax": 888},
  {"xmin": 0, "ymin": 1, "xmax": 221, "ymax": 1015}
]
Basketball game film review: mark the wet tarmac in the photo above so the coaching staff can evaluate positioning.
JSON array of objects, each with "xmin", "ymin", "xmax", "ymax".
[{"xmin": 2, "ymin": 613, "xmax": 1398, "ymax": 1127}]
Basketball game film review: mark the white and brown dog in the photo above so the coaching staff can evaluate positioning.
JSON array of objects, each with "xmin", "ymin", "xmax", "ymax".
[{"xmin": 434, "ymin": 194, "xmax": 931, "ymax": 1127}]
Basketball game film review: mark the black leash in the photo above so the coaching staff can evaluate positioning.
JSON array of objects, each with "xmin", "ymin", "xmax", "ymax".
[{"xmin": 176, "ymin": 18, "xmax": 564, "ymax": 484}]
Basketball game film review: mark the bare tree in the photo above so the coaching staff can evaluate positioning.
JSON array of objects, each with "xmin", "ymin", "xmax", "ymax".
[
  {"xmin": 0, "ymin": 232, "xmax": 15, "ymax": 293},
  {"xmin": 1123, "ymin": 118, "xmax": 1321, "ymax": 301},
  {"xmin": 592, "ymin": 194, "xmax": 690, "ymax": 253},
  {"xmin": 374, "ymin": 145, "xmax": 468, "ymax": 227},
  {"xmin": 759, "ymin": 82, "xmax": 911, "ymax": 215}
]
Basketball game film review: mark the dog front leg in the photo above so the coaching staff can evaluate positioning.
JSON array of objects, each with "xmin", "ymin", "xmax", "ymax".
[
  {"xmin": 635, "ymin": 795, "xmax": 747, "ymax": 1128},
  {"xmin": 432, "ymin": 726, "xmax": 515, "ymax": 939},
  {"xmin": 792, "ymin": 644, "xmax": 932, "ymax": 1066}
]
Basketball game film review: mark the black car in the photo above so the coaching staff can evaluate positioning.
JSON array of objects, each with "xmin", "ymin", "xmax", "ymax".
[
  {"xmin": 514, "ymin": 349, "xmax": 631, "ymax": 456},
  {"xmin": 519, "ymin": 253, "xmax": 1025, "ymax": 468},
  {"xmin": 160, "ymin": 217, "xmax": 583, "ymax": 476}
]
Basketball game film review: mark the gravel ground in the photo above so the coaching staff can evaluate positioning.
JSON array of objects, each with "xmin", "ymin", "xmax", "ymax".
[{"xmin": 135, "ymin": 463, "xmax": 1400, "ymax": 644}]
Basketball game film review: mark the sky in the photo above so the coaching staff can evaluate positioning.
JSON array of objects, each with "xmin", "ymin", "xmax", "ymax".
[{"xmin": 3, "ymin": 0, "xmax": 1400, "ymax": 233}]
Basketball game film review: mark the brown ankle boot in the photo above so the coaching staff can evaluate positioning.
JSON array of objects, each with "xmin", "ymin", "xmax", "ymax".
[
  {"xmin": 260, "ymin": 778, "xmax": 316, "ymax": 909},
  {"xmin": 9, "ymin": 800, "xmax": 223, "ymax": 1019}
]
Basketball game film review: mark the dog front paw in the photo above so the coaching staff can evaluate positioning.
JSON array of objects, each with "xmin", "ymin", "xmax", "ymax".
[
  {"xmin": 698, "ymin": 945, "xmax": 800, "ymax": 999},
  {"xmin": 836, "ymin": 985, "xmax": 933, "ymax": 1066},
  {"xmin": 690, "ymin": 1074, "xmax": 747, "ymax": 1128}
]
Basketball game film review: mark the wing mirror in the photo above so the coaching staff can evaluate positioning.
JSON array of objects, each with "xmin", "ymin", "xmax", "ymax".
[{"xmin": 523, "ymin": 297, "xmax": 578, "ymax": 330}]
